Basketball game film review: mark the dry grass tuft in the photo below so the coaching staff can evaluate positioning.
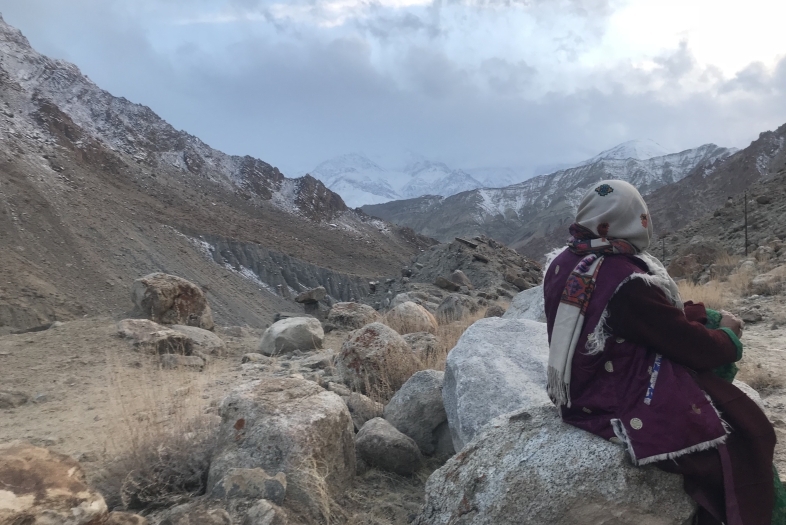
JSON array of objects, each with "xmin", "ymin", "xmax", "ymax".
[
  {"xmin": 93, "ymin": 355, "xmax": 220, "ymax": 511},
  {"xmin": 737, "ymin": 361, "xmax": 786, "ymax": 395},
  {"xmin": 677, "ymin": 280, "xmax": 728, "ymax": 310}
]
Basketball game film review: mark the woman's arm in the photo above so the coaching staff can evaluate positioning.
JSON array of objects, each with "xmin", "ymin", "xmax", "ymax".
[{"xmin": 606, "ymin": 278, "xmax": 742, "ymax": 371}]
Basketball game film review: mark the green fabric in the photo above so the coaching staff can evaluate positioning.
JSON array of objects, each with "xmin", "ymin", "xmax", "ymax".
[
  {"xmin": 705, "ymin": 308, "xmax": 723, "ymax": 329},
  {"xmin": 719, "ymin": 327, "xmax": 744, "ymax": 361},
  {"xmin": 772, "ymin": 465, "xmax": 786, "ymax": 524}
]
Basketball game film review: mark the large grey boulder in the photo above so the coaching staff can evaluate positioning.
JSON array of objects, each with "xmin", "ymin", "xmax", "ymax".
[
  {"xmin": 132, "ymin": 273, "xmax": 214, "ymax": 330},
  {"xmin": 356, "ymin": 418, "xmax": 423, "ymax": 476},
  {"xmin": 414, "ymin": 404, "xmax": 695, "ymax": 525},
  {"xmin": 385, "ymin": 301, "xmax": 438, "ymax": 335},
  {"xmin": 257, "ymin": 317, "xmax": 324, "ymax": 356},
  {"xmin": 403, "ymin": 332, "xmax": 440, "ymax": 361},
  {"xmin": 384, "ymin": 370, "xmax": 447, "ymax": 455},
  {"xmin": 502, "ymin": 285, "xmax": 546, "ymax": 322},
  {"xmin": 327, "ymin": 302, "xmax": 381, "ymax": 330},
  {"xmin": 443, "ymin": 317, "xmax": 550, "ymax": 451},
  {"xmin": 336, "ymin": 322, "xmax": 419, "ymax": 395},
  {"xmin": 208, "ymin": 378, "xmax": 354, "ymax": 512},
  {"xmin": 170, "ymin": 325, "xmax": 226, "ymax": 356}
]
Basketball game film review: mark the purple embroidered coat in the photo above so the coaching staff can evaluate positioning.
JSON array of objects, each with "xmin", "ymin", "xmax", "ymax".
[{"xmin": 544, "ymin": 249, "xmax": 727, "ymax": 465}]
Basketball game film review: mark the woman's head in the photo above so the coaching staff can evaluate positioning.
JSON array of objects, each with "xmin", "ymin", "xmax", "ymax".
[{"xmin": 575, "ymin": 180, "xmax": 653, "ymax": 251}]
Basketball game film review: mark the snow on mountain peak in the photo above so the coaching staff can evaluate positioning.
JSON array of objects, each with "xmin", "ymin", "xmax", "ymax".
[{"xmin": 582, "ymin": 139, "xmax": 672, "ymax": 165}]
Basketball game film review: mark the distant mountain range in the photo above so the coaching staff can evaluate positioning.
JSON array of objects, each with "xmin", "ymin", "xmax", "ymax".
[
  {"xmin": 362, "ymin": 142, "xmax": 742, "ymax": 258},
  {"xmin": 310, "ymin": 139, "xmax": 682, "ymax": 208}
]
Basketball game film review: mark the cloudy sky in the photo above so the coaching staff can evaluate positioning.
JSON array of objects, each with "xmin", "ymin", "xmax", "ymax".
[{"xmin": 1, "ymin": 0, "xmax": 785, "ymax": 176}]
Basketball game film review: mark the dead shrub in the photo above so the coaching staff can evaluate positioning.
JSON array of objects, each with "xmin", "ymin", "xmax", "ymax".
[
  {"xmin": 93, "ymin": 355, "xmax": 220, "ymax": 511},
  {"xmin": 677, "ymin": 280, "xmax": 728, "ymax": 310}
]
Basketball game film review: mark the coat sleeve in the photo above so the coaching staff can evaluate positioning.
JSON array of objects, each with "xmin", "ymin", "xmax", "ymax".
[{"xmin": 606, "ymin": 278, "xmax": 741, "ymax": 371}]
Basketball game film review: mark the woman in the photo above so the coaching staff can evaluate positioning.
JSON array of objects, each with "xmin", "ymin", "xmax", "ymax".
[{"xmin": 543, "ymin": 180, "xmax": 784, "ymax": 525}]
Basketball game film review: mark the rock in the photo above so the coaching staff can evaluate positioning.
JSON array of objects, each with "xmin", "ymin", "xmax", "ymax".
[
  {"xmin": 208, "ymin": 378, "xmax": 355, "ymax": 512},
  {"xmin": 449, "ymin": 270, "xmax": 473, "ymax": 289},
  {"xmin": 402, "ymin": 267, "xmax": 413, "ymax": 277},
  {"xmin": 257, "ymin": 317, "xmax": 324, "ymax": 356},
  {"xmin": 740, "ymin": 308, "xmax": 763, "ymax": 323},
  {"xmin": 107, "ymin": 512, "xmax": 149, "ymax": 525},
  {"xmin": 502, "ymin": 285, "xmax": 546, "ymax": 322},
  {"xmin": 241, "ymin": 353, "xmax": 271, "ymax": 364},
  {"xmin": 403, "ymin": 332, "xmax": 440, "ymax": 361},
  {"xmin": 413, "ymin": 404, "xmax": 694, "ymax": 525},
  {"xmin": 757, "ymin": 195, "xmax": 772, "ymax": 204},
  {"xmin": 299, "ymin": 351, "xmax": 334, "ymax": 370},
  {"xmin": 433, "ymin": 422, "xmax": 455, "ymax": 461},
  {"xmin": 327, "ymin": 382, "xmax": 352, "ymax": 397},
  {"xmin": 384, "ymin": 370, "xmax": 447, "ymax": 455},
  {"xmin": 435, "ymin": 294, "xmax": 478, "ymax": 324},
  {"xmin": 211, "ymin": 468, "xmax": 287, "ymax": 505},
  {"xmin": 679, "ymin": 238, "xmax": 725, "ymax": 265},
  {"xmin": 443, "ymin": 318, "xmax": 550, "ymax": 451},
  {"xmin": 295, "ymin": 286, "xmax": 327, "ymax": 303},
  {"xmin": 243, "ymin": 500, "xmax": 289, "ymax": 525},
  {"xmin": 385, "ymin": 301, "xmax": 438, "ymax": 335},
  {"xmin": 160, "ymin": 354, "xmax": 205, "ymax": 370},
  {"xmin": 0, "ymin": 442, "xmax": 108, "ymax": 525},
  {"xmin": 132, "ymin": 272, "xmax": 214, "ymax": 330},
  {"xmin": 355, "ymin": 418, "xmax": 423, "ymax": 476},
  {"xmin": 327, "ymin": 302, "xmax": 382, "ymax": 330},
  {"xmin": 751, "ymin": 265, "xmax": 786, "ymax": 295},
  {"xmin": 336, "ymin": 323, "xmax": 419, "ymax": 395},
  {"xmin": 170, "ymin": 325, "xmax": 226, "ymax": 355},
  {"xmin": 434, "ymin": 276, "xmax": 460, "ymax": 292},
  {"xmin": 0, "ymin": 391, "xmax": 27, "ymax": 409},
  {"xmin": 117, "ymin": 319, "xmax": 194, "ymax": 355},
  {"xmin": 345, "ymin": 392, "xmax": 384, "ymax": 432},
  {"xmin": 484, "ymin": 305, "xmax": 506, "ymax": 318},
  {"xmin": 273, "ymin": 312, "xmax": 313, "ymax": 323},
  {"xmin": 158, "ymin": 502, "xmax": 232, "ymax": 525}
]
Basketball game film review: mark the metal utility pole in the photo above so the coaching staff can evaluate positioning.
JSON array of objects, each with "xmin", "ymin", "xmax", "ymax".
[
  {"xmin": 744, "ymin": 191, "xmax": 748, "ymax": 256},
  {"xmin": 662, "ymin": 237, "xmax": 665, "ymax": 260}
]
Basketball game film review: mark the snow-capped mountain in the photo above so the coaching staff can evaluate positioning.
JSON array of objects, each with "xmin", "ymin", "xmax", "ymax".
[
  {"xmin": 309, "ymin": 154, "xmax": 537, "ymax": 207},
  {"xmin": 579, "ymin": 139, "xmax": 671, "ymax": 165},
  {"xmin": 362, "ymin": 143, "xmax": 739, "ymax": 258}
]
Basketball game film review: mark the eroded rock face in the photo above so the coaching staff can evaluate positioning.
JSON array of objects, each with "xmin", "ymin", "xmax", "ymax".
[
  {"xmin": 385, "ymin": 301, "xmax": 438, "ymax": 335},
  {"xmin": 502, "ymin": 285, "xmax": 546, "ymax": 323},
  {"xmin": 0, "ymin": 442, "xmax": 108, "ymax": 525},
  {"xmin": 208, "ymin": 378, "xmax": 355, "ymax": 512},
  {"xmin": 443, "ymin": 318, "xmax": 550, "ymax": 451},
  {"xmin": 327, "ymin": 302, "xmax": 381, "ymax": 330},
  {"xmin": 257, "ymin": 317, "xmax": 324, "ymax": 356},
  {"xmin": 355, "ymin": 418, "xmax": 422, "ymax": 476},
  {"xmin": 336, "ymin": 322, "xmax": 418, "ymax": 395},
  {"xmin": 435, "ymin": 294, "xmax": 478, "ymax": 324},
  {"xmin": 384, "ymin": 370, "xmax": 447, "ymax": 456},
  {"xmin": 414, "ymin": 404, "xmax": 695, "ymax": 525},
  {"xmin": 132, "ymin": 273, "xmax": 214, "ymax": 330}
]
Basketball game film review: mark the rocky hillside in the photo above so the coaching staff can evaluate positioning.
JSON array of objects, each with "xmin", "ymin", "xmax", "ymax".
[
  {"xmin": 0, "ymin": 15, "xmax": 434, "ymax": 332},
  {"xmin": 647, "ymin": 123, "xmax": 786, "ymax": 236},
  {"xmin": 363, "ymin": 144, "xmax": 735, "ymax": 259}
]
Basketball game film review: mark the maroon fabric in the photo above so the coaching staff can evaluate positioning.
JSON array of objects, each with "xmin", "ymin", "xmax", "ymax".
[
  {"xmin": 607, "ymin": 279, "xmax": 776, "ymax": 525},
  {"xmin": 544, "ymin": 250, "xmax": 726, "ymax": 462}
]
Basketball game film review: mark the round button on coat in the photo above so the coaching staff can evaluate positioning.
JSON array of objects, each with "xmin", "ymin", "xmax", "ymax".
[{"xmin": 630, "ymin": 418, "xmax": 643, "ymax": 430}]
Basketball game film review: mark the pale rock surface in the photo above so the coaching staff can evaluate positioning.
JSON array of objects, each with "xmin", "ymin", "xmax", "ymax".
[
  {"xmin": 132, "ymin": 272, "xmax": 214, "ymax": 330},
  {"xmin": 355, "ymin": 418, "xmax": 423, "ymax": 476},
  {"xmin": 385, "ymin": 301, "xmax": 438, "ymax": 335},
  {"xmin": 0, "ymin": 442, "xmax": 108, "ymax": 525},
  {"xmin": 117, "ymin": 319, "xmax": 195, "ymax": 355},
  {"xmin": 336, "ymin": 322, "xmax": 418, "ymax": 394},
  {"xmin": 170, "ymin": 324, "xmax": 226, "ymax": 355},
  {"xmin": 443, "ymin": 317, "xmax": 550, "ymax": 450},
  {"xmin": 327, "ymin": 302, "xmax": 381, "ymax": 330},
  {"xmin": 751, "ymin": 265, "xmax": 786, "ymax": 295},
  {"xmin": 384, "ymin": 370, "xmax": 447, "ymax": 455},
  {"xmin": 502, "ymin": 285, "xmax": 546, "ymax": 322},
  {"xmin": 257, "ymin": 317, "xmax": 324, "ymax": 356},
  {"xmin": 208, "ymin": 378, "xmax": 355, "ymax": 511},
  {"xmin": 210, "ymin": 468, "xmax": 286, "ymax": 505},
  {"xmin": 414, "ymin": 404, "xmax": 695, "ymax": 525}
]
